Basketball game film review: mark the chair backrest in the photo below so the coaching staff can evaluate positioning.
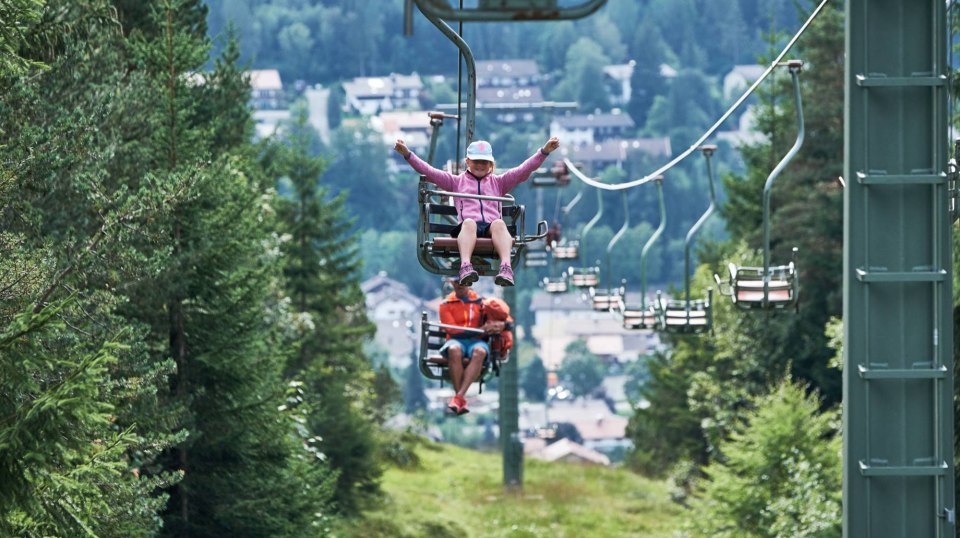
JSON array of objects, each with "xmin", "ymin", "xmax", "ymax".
[{"xmin": 418, "ymin": 312, "xmax": 500, "ymax": 392}]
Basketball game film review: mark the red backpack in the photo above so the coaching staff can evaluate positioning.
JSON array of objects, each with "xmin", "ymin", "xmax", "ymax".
[{"xmin": 482, "ymin": 297, "xmax": 514, "ymax": 359}]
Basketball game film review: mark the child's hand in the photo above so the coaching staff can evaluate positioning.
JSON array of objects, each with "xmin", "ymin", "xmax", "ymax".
[
  {"xmin": 542, "ymin": 137, "xmax": 560, "ymax": 154},
  {"xmin": 394, "ymin": 139, "xmax": 411, "ymax": 158}
]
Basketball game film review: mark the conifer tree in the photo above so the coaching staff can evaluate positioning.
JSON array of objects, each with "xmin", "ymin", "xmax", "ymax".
[
  {"xmin": 116, "ymin": 2, "xmax": 336, "ymax": 534},
  {"xmin": 0, "ymin": 2, "xmax": 178, "ymax": 534},
  {"xmin": 688, "ymin": 380, "xmax": 841, "ymax": 537},
  {"xmin": 271, "ymin": 103, "xmax": 381, "ymax": 514}
]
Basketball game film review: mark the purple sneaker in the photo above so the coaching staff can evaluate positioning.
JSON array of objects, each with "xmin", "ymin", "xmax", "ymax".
[
  {"xmin": 495, "ymin": 264, "xmax": 515, "ymax": 287},
  {"xmin": 458, "ymin": 263, "xmax": 479, "ymax": 286}
]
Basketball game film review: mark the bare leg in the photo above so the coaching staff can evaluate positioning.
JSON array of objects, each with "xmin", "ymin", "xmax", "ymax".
[
  {"xmin": 458, "ymin": 219, "xmax": 478, "ymax": 264},
  {"xmin": 446, "ymin": 344, "xmax": 465, "ymax": 394},
  {"xmin": 490, "ymin": 219, "xmax": 513, "ymax": 265},
  {"xmin": 457, "ymin": 347, "xmax": 487, "ymax": 397}
]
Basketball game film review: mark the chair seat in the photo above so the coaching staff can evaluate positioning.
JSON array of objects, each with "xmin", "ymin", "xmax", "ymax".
[
  {"xmin": 736, "ymin": 279, "xmax": 793, "ymax": 290},
  {"xmin": 571, "ymin": 275, "xmax": 599, "ymax": 287},
  {"xmin": 427, "ymin": 355, "xmax": 448, "ymax": 366},
  {"xmin": 433, "ymin": 237, "xmax": 514, "ymax": 256},
  {"xmin": 664, "ymin": 309, "xmax": 707, "ymax": 318},
  {"xmin": 664, "ymin": 316, "xmax": 708, "ymax": 326},
  {"xmin": 736, "ymin": 289, "xmax": 793, "ymax": 302}
]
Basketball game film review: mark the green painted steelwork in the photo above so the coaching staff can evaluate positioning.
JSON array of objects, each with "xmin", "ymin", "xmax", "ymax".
[
  {"xmin": 639, "ymin": 177, "xmax": 665, "ymax": 315},
  {"xmin": 500, "ymin": 285, "xmax": 521, "ymax": 489},
  {"xmin": 661, "ymin": 145, "xmax": 717, "ymax": 334},
  {"xmin": 411, "ymin": 0, "xmax": 606, "ymax": 23},
  {"xmin": 844, "ymin": 0, "xmax": 955, "ymax": 535},
  {"xmin": 415, "ymin": 6, "xmax": 476, "ymax": 149}
]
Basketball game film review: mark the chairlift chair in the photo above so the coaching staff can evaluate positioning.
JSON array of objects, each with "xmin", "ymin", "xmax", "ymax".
[
  {"xmin": 414, "ymin": 113, "xmax": 548, "ymax": 277},
  {"xmin": 590, "ymin": 190, "xmax": 630, "ymax": 312},
  {"xmin": 590, "ymin": 280, "xmax": 625, "ymax": 312},
  {"xmin": 530, "ymin": 160, "xmax": 572, "ymax": 188},
  {"xmin": 569, "ymin": 188, "xmax": 603, "ymax": 288},
  {"xmin": 662, "ymin": 145, "xmax": 719, "ymax": 334},
  {"xmin": 619, "ymin": 176, "xmax": 666, "ymax": 330},
  {"xmin": 715, "ymin": 60, "xmax": 805, "ymax": 311},
  {"xmin": 548, "ymin": 190, "xmax": 583, "ymax": 260},
  {"xmin": 418, "ymin": 312, "xmax": 504, "ymax": 394},
  {"xmin": 542, "ymin": 270, "xmax": 569, "ymax": 294}
]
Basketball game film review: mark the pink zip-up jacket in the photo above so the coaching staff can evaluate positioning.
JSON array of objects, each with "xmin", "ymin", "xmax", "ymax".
[{"xmin": 405, "ymin": 148, "xmax": 548, "ymax": 223}]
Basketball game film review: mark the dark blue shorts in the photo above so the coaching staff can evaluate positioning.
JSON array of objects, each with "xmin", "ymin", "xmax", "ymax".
[{"xmin": 450, "ymin": 221, "xmax": 492, "ymax": 238}]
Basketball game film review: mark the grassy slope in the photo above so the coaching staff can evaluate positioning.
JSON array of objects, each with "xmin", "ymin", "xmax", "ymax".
[{"xmin": 333, "ymin": 440, "xmax": 684, "ymax": 538}]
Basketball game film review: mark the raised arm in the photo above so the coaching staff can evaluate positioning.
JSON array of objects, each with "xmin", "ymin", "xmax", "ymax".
[
  {"xmin": 395, "ymin": 138, "xmax": 456, "ymax": 191},
  {"xmin": 498, "ymin": 137, "xmax": 560, "ymax": 192}
]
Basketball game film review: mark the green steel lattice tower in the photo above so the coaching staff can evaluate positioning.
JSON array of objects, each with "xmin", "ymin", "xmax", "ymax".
[{"xmin": 844, "ymin": 0, "xmax": 956, "ymax": 535}]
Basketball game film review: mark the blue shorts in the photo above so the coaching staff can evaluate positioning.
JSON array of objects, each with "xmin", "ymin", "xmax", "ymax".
[
  {"xmin": 440, "ymin": 338, "xmax": 490, "ymax": 362},
  {"xmin": 450, "ymin": 221, "xmax": 492, "ymax": 238}
]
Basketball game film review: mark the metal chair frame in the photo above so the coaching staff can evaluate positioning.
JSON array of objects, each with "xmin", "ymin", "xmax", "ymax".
[{"xmin": 715, "ymin": 60, "xmax": 805, "ymax": 311}]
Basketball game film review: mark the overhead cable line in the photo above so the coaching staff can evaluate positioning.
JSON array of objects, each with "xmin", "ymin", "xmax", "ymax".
[{"xmin": 563, "ymin": 0, "xmax": 832, "ymax": 191}]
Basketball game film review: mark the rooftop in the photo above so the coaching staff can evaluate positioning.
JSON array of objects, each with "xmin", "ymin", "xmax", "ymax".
[
  {"xmin": 476, "ymin": 59, "xmax": 541, "ymax": 79},
  {"xmin": 248, "ymin": 69, "xmax": 282, "ymax": 91}
]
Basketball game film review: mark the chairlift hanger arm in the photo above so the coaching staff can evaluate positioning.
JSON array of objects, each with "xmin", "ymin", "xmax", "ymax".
[
  {"xmin": 410, "ymin": 0, "xmax": 607, "ymax": 23},
  {"xmin": 683, "ymin": 145, "xmax": 718, "ymax": 304},
  {"xmin": 561, "ymin": 190, "xmax": 583, "ymax": 215},
  {"xmin": 414, "ymin": 3, "xmax": 476, "ymax": 150},
  {"xmin": 762, "ymin": 62, "xmax": 805, "ymax": 278},
  {"xmin": 639, "ymin": 177, "xmax": 666, "ymax": 310}
]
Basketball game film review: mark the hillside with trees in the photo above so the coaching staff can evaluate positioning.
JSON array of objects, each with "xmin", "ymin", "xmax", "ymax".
[{"xmin": 4, "ymin": 0, "xmax": 936, "ymax": 536}]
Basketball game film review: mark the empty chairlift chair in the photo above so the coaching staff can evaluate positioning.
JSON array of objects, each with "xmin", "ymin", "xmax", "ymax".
[
  {"xmin": 549, "ymin": 190, "xmax": 582, "ymax": 261},
  {"xmin": 662, "ymin": 145, "xmax": 719, "ymax": 333},
  {"xmin": 418, "ymin": 312, "xmax": 504, "ymax": 393},
  {"xmin": 590, "ymin": 190, "xmax": 629, "ymax": 312},
  {"xmin": 569, "ymin": 188, "xmax": 603, "ymax": 289},
  {"xmin": 526, "ymin": 161, "xmax": 571, "ymax": 268},
  {"xmin": 620, "ymin": 176, "xmax": 666, "ymax": 330},
  {"xmin": 715, "ymin": 60, "xmax": 804, "ymax": 311}
]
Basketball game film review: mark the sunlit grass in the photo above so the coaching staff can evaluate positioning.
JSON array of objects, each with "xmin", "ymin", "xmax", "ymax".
[{"xmin": 333, "ymin": 440, "xmax": 684, "ymax": 537}]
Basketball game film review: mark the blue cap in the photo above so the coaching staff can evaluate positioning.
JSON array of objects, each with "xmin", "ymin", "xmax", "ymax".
[{"xmin": 466, "ymin": 140, "xmax": 494, "ymax": 161}]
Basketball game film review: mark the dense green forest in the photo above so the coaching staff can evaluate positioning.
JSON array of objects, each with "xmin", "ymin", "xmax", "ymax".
[
  {"xmin": 5, "ymin": 1, "xmax": 957, "ymax": 536},
  {"xmin": 2, "ymin": 1, "xmax": 392, "ymax": 535}
]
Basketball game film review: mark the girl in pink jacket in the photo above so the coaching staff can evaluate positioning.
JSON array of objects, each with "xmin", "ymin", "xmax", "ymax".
[{"xmin": 394, "ymin": 136, "xmax": 561, "ymax": 287}]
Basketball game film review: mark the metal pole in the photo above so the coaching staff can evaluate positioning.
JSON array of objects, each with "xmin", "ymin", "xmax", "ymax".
[
  {"xmin": 500, "ymin": 285, "xmax": 522, "ymax": 489},
  {"xmin": 762, "ymin": 63, "xmax": 804, "ymax": 305}
]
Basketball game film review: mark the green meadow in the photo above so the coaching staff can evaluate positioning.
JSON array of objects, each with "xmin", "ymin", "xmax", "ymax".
[{"xmin": 333, "ymin": 440, "xmax": 684, "ymax": 538}]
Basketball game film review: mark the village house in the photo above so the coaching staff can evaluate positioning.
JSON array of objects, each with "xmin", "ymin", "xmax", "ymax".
[
  {"xmin": 723, "ymin": 64, "xmax": 765, "ymax": 102},
  {"xmin": 371, "ymin": 110, "xmax": 434, "ymax": 163},
  {"xmin": 361, "ymin": 272, "xmax": 425, "ymax": 369},
  {"xmin": 552, "ymin": 137, "xmax": 672, "ymax": 174},
  {"xmin": 343, "ymin": 73, "xmax": 424, "ymax": 116},
  {"xmin": 529, "ymin": 291, "xmax": 661, "ymax": 370},
  {"xmin": 475, "ymin": 59, "xmax": 542, "ymax": 88},
  {"xmin": 247, "ymin": 69, "xmax": 284, "ymax": 110},
  {"xmin": 245, "ymin": 69, "xmax": 290, "ymax": 139},
  {"xmin": 549, "ymin": 110, "xmax": 637, "ymax": 146}
]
